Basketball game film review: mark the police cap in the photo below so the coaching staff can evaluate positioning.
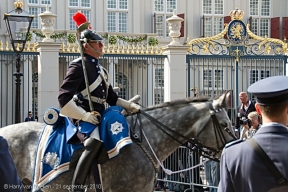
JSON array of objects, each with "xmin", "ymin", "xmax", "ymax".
[
  {"xmin": 79, "ymin": 29, "xmax": 103, "ymax": 43},
  {"xmin": 247, "ymin": 76, "xmax": 288, "ymax": 105}
]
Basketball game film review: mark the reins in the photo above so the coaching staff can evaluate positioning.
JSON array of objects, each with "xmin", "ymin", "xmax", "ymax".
[
  {"xmin": 141, "ymin": 110, "xmax": 219, "ymax": 155},
  {"xmin": 129, "ymin": 103, "xmax": 232, "ymax": 162},
  {"xmin": 128, "ymin": 101, "xmax": 237, "ymax": 172}
]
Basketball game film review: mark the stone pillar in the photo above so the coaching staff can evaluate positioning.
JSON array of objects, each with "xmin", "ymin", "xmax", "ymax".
[
  {"xmin": 163, "ymin": 10, "xmax": 188, "ymax": 101},
  {"xmin": 37, "ymin": 43, "xmax": 61, "ymax": 122},
  {"xmin": 162, "ymin": 45, "xmax": 188, "ymax": 101}
]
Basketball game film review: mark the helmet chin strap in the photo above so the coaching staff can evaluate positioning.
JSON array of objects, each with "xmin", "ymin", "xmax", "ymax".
[{"xmin": 87, "ymin": 43, "xmax": 103, "ymax": 57}]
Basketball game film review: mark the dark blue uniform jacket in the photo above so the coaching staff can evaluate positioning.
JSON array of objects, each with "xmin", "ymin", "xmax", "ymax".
[
  {"xmin": 58, "ymin": 54, "xmax": 118, "ymax": 113},
  {"xmin": 0, "ymin": 136, "xmax": 23, "ymax": 192},
  {"xmin": 218, "ymin": 123, "xmax": 288, "ymax": 192}
]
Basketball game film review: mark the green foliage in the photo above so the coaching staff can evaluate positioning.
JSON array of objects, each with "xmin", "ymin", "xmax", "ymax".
[
  {"xmin": 33, "ymin": 31, "xmax": 45, "ymax": 38},
  {"xmin": 31, "ymin": 31, "xmax": 149, "ymax": 45},
  {"xmin": 102, "ymin": 33, "xmax": 108, "ymax": 39},
  {"xmin": 67, "ymin": 34, "xmax": 76, "ymax": 43},
  {"xmin": 102, "ymin": 34, "xmax": 147, "ymax": 44},
  {"xmin": 148, "ymin": 37, "xmax": 159, "ymax": 46},
  {"xmin": 117, "ymin": 35, "xmax": 147, "ymax": 43},
  {"xmin": 108, "ymin": 35, "xmax": 117, "ymax": 45},
  {"xmin": 26, "ymin": 32, "xmax": 32, "ymax": 42},
  {"xmin": 50, "ymin": 33, "xmax": 65, "ymax": 39},
  {"xmin": 32, "ymin": 31, "xmax": 65, "ymax": 40}
]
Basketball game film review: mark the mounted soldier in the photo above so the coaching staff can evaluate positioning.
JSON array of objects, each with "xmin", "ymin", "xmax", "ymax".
[{"xmin": 58, "ymin": 12, "xmax": 140, "ymax": 192}]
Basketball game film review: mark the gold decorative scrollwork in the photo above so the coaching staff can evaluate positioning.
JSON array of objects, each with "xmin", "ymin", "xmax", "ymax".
[
  {"xmin": 246, "ymin": 24, "xmax": 288, "ymax": 53},
  {"xmin": 187, "ymin": 24, "xmax": 229, "ymax": 49}
]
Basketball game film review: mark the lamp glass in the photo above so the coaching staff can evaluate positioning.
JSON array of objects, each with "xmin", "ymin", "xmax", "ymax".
[{"xmin": 4, "ymin": 8, "xmax": 34, "ymax": 52}]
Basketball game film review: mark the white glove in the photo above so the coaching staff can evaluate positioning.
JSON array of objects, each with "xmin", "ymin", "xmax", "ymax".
[
  {"xmin": 60, "ymin": 100, "xmax": 101, "ymax": 125},
  {"xmin": 81, "ymin": 111, "xmax": 101, "ymax": 125},
  {"xmin": 116, "ymin": 98, "xmax": 141, "ymax": 113},
  {"xmin": 129, "ymin": 102, "xmax": 141, "ymax": 113}
]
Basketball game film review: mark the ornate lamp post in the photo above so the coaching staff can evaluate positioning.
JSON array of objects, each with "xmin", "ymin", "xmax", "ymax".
[{"xmin": 3, "ymin": 0, "xmax": 34, "ymax": 123}]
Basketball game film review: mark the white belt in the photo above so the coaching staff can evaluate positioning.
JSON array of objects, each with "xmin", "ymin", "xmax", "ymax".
[{"xmin": 84, "ymin": 96, "xmax": 106, "ymax": 104}]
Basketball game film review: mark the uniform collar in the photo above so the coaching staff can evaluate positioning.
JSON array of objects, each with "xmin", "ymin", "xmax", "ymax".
[
  {"xmin": 255, "ymin": 122, "xmax": 288, "ymax": 135},
  {"xmin": 84, "ymin": 54, "xmax": 98, "ymax": 64}
]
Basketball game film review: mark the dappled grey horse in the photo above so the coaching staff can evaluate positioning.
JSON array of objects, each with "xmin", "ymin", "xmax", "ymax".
[{"xmin": 0, "ymin": 91, "xmax": 235, "ymax": 192}]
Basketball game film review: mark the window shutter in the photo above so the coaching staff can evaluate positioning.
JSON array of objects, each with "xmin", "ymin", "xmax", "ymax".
[
  {"xmin": 248, "ymin": 16, "xmax": 252, "ymax": 31},
  {"xmin": 223, "ymin": 16, "xmax": 231, "ymax": 39},
  {"xmin": 153, "ymin": 13, "xmax": 156, "ymax": 33},
  {"xmin": 270, "ymin": 17, "xmax": 280, "ymax": 39},
  {"xmin": 177, "ymin": 13, "xmax": 185, "ymax": 37},
  {"xmin": 201, "ymin": 15, "xmax": 204, "ymax": 37},
  {"xmin": 282, "ymin": 17, "xmax": 288, "ymax": 40}
]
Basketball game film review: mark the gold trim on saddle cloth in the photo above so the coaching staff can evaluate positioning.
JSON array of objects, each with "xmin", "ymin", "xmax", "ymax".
[{"xmin": 107, "ymin": 137, "xmax": 133, "ymax": 159}]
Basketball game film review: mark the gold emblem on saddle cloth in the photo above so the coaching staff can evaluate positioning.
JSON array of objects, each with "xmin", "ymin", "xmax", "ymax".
[
  {"xmin": 41, "ymin": 152, "xmax": 60, "ymax": 170},
  {"xmin": 110, "ymin": 121, "xmax": 124, "ymax": 135}
]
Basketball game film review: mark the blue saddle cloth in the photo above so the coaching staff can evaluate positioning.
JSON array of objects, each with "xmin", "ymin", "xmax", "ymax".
[
  {"xmin": 99, "ymin": 106, "xmax": 132, "ymax": 159},
  {"xmin": 32, "ymin": 106, "xmax": 132, "ymax": 192}
]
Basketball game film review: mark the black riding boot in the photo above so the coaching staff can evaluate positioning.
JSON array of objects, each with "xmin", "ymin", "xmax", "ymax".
[{"xmin": 71, "ymin": 138, "xmax": 109, "ymax": 192}]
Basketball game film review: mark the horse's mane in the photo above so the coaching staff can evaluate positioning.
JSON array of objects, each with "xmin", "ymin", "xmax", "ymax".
[{"xmin": 144, "ymin": 96, "xmax": 210, "ymax": 111}]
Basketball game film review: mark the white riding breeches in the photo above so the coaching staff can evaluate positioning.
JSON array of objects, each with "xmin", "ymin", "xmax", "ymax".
[{"xmin": 90, "ymin": 126, "xmax": 100, "ymax": 140}]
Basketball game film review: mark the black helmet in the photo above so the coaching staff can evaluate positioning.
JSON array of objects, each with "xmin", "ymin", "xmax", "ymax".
[{"xmin": 79, "ymin": 29, "xmax": 103, "ymax": 43}]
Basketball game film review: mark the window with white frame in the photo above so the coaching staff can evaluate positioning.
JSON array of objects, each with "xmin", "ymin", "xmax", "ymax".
[
  {"xmin": 68, "ymin": 0, "xmax": 91, "ymax": 30},
  {"xmin": 28, "ymin": 0, "xmax": 51, "ymax": 29},
  {"xmin": 154, "ymin": 67, "xmax": 164, "ymax": 104},
  {"xmin": 154, "ymin": 0, "xmax": 176, "ymax": 38},
  {"xmin": 107, "ymin": 0, "xmax": 128, "ymax": 33},
  {"xmin": 203, "ymin": 0, "xmax": 224, "ymax": 37},
  {"xmin": 250, "ymin": 69, "xmax": 269, "ymax": 100},
  {"xmin": 250, "ymin": 69, "xmax": 270, "ymax": 84},
  {"xmin": 249, "ymin": 0, "xmax": 270, "ymax": 37},
  {"xmin": 203, "ymin": 69, "xmax": 224, "ymax": 97}
]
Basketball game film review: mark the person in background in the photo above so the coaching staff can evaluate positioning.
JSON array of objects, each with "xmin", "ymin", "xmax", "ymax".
[
  {"xmin": 204, "ymin": 158, "xmax": 219, "ymax": 192},
  {"xmin": 0, "ymin": 136, "xmax": 23, "ymax": 192},
  {"xmin": 24, "ymin": 111, "xmax": 35, "ymax": 122},
  {"xmin": 235, "ymin": 92, "xmax": 256, "ymax": 138},
  {"xmin": 219, "ymin": 76, "xmax": 288, "ymax": 192},
  {"xmin": 240, "ymin": 111, "xmax": 261, "ymax": 140}
]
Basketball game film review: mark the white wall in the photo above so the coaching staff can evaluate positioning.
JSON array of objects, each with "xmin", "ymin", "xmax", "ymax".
[{"xmin": 1, "ymin": 0, "xmax": 288, "ymax": 43}]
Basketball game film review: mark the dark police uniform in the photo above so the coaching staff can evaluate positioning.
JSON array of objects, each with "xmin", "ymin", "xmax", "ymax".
[
  {"xmin": 58, "ymin": 54, "xmax": 119, "ymax": 144},
  {"xmin": 58, "ymin": 54, "xmax": 118, "ymax": 116},
  {"xmin": 0, "ymin": 136, "xmax": 23, "ymax": 192},
  {"xmin": 58, "ymin": 28, "xmax": 122, "ymax": 192},
  {"xmin": 218, "ymin": 76, "xmax": 288, "ymax": 192}
]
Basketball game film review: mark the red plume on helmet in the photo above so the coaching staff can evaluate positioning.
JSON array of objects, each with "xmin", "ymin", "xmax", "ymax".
[{"xmin": 72, "ymin": 11, "xmax": 92, "ymax": 31}]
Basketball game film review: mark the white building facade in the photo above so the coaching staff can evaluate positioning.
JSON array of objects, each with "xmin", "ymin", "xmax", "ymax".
[{"xmin": 1, "ymin": 0, "xmax": 288, "ymax": 44}]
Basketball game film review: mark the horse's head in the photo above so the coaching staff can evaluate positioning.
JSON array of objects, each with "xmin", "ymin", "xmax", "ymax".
[
  {"xmin": 195, "ymin": 91, "xmax": 236, "ymax": 158},
  {"xmin": 137, "ymin": 92, "xmax": 237, "ymax": 162}
]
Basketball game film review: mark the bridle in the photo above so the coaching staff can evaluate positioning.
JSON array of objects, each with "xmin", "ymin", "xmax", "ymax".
[{"xmin": 129, "ymin": 102, "xmax": 237, "ymax": 162}]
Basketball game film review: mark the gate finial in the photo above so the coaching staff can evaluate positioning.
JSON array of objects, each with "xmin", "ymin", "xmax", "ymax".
[{"xmin": 230, "ymin": 8, "xmax": 244, "ymax": 21}]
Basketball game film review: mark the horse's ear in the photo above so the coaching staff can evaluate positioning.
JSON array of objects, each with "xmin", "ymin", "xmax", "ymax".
[
  {"xmin": 222, "ymin": 90, "xmax": 233, "ymax": 109},
  {"xmin": 216, "ymin": 90, "xmax": 233, "ymax": 109}
]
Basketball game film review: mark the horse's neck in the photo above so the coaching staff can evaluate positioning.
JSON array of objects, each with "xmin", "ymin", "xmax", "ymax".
[{"xmin": 138, "ymin": 102, "xmax": 211, "ymax": 162}]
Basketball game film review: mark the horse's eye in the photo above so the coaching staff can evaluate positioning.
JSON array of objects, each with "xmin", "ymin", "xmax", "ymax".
[{"xmin": 221, "ymin": 122, "xmax": 228, "ymax": 127}]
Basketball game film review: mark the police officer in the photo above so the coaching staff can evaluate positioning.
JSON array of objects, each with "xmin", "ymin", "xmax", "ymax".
[
  {"xmin": 218, "ymin": 76, "xmax": 288, "ymax": 192},
  {"xmin": 58, "ymin": 29, "xmax": 140, "ymax": 192},
  {"xmin": 0, "ymin": 136, "xmax": 23, "ymax": 192}
]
